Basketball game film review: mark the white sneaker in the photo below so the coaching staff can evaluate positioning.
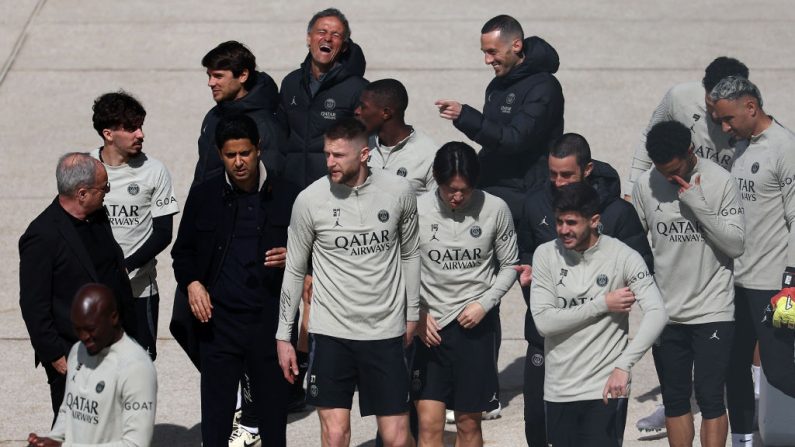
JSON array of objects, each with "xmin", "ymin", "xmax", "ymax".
[
  {"xmin": 482, "ymin": 402, "xmax": 502, "ymax": 420},
  {"xmin": 636, "ymin": 404, "xmax": 665, "ymax": 432},
  {"xmin": 228, "ymin": 427, "xmax": 261, "ymax": 447},
  {"xmin": 445, "ymin": 409, "xmax": 455, "ymax": 424}
]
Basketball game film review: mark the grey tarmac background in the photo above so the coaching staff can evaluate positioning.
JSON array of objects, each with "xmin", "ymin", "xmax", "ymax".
[{"xmin": 2, "ymin": 1, "xmax": 795, "ymax": 445}]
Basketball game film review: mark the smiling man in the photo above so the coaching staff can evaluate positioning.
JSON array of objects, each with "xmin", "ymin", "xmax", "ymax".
[
  {"xmin": 277, "ymin": 118, "xmax": 419, "ymax": 447},
  {"xmin": 172, "ymin": 114, "xmax": 297, "ymax": 447},
  {"xmin": 279, "ymin": 7, "xmax": 368, "ymax": 190},
  {"xmin": 90, "ymin": 91, "xmax": 179, "ymax": 361},
  {"xmin": 530, "ymin": 182, "xmax": 667, "ymax": 447},
  {"xmin": 435, "ymin": 14, "xmax": 564, "ymax": 224},
  {"xmin": 515, "ymin": 133, "xmax": 651, "ymax": 447}
]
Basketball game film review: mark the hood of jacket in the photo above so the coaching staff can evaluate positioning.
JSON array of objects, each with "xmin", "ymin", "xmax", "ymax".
[
  {"xmin": 498, "ymin": 36, "xmax": 559, "ymax": 86},
  {"xmin": 588, "ymin": 159, "xmax": 621, "ymax": 210},
  {"xmin": 300, "ymin": 39, "xmax": 367, "ymax": 88},
  {"xmin": 216, "ymin": 70, "xmax": 278, "ymax": 115}
]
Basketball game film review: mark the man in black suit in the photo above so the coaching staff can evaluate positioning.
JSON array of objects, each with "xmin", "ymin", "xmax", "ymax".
[{"xmin": 19, "ymin": 152, "xmax": 136, "ymax": 420}]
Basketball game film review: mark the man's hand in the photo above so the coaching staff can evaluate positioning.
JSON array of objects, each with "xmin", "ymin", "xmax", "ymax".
[
  {"xmin": 771, "ymin": 287, "xmax": 795, "ymax": 329},
  {"xmin": 50, "ymin": 356, "xmax": 67, "ymax": 375},
  {"xmin": 276, "ymin": 340, "xmax": 298, "ymax": 384},
  {"xmin": 264, "ymin": 247, "xmax": 287, "ymax": 268},
  {"xmin": 27, "ymin": 433, "xmax": 61, "ymax": 447},
  {"xmin": 602, "ymin": 367, "xmax": 630, "ymax": 404},
  {"xmin": 418, "ymin": 310, "xmax": 442, "ymax": 347},
  {"xmin": 672, "ymin": 174, "xmax": 701, "ymax": 195},
  {"xmin": 187, "ymin": 281, "xmax": 213, "ymax": 323},
  {"xmin": 302, "ymin": 274, "xmax": 313, "ymax": 305},
  {"xmin": 435, "ymin": 99, "xmax": 462, "ymax": 121},
  {"xmin": 457, "ymin": 302, "xmax": 486, "ymax": 329},
  {"xmin": 405, "ymin": 320, "xmax": 418, "ymax": 347},
  {"xmin": 514, "ymin": 264, "xmax": 533, "ymax": 287},
  {"xmin": 605, "ymin": 287, "xmax": 636, "ymax": 313}
]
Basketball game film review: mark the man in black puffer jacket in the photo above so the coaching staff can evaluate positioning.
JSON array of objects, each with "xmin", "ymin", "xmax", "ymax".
[
  {"xmin": 278, "ymin": 7, "xmax": 368, "ymax": 190},
  {"xmin": 515, "ymin": 133, "xmax": 653, "ymax": 447},
  {"xmin": 194, "ymin": 41, "xmax": 284, "ymax": 186},
  {"xmin": 436, "ymin": 14, "xmax": 564, "ymax": 223}
]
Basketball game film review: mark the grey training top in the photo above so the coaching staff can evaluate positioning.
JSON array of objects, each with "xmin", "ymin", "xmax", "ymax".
[
  {"xmin": 632, "ymin": 157, "xmax": 744, "ymax": 323},
  {"xmin": 368, "ymin": 128, "xmax": 437, "ymax": 196},
  {"xmin": 49, "ymin": 334, "xmax": 157, "ymax": 446},
  {"xmin": 627, "ymin": 81, "xmax": 735, "ymax": 192},
  {"xmin": 530, "ymin": 235, "xmax": 667, "ymax": 402},
  {"xmin": 277, "ymin": 170, "xmax": 420, "ymax": 341},
  {"xmin": 417, "ymin": 189, "xmax": 518, "ymax": 328},
  {"xmin": 731, "ymin": 119, "xmax": 795, "ymax": 289}
]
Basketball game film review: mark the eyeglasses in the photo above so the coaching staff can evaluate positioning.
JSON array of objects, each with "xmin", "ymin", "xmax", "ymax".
[{"xmin": 87, "ymin": 181, "xmax": 111, "ymax": 193}]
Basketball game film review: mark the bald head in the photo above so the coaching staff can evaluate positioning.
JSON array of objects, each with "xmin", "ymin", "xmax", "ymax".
[{"xmin": 71, "ymin": 283, "xmax": 122, "ymax": 355}]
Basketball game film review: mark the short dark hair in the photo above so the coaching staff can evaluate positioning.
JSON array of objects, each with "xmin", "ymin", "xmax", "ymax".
[
  {"xmin": 481, "ymin": 14, "xmax": 524, "ymax": 41},
  {"xmin": 91, "ymin": 91, "xmax": 146, "ymax": 137},
  {"xmin": 307, "ymin": 8, "xmax": 351, "ymax": 41},
  {"xmin": 645, "ymin": 121, "xmax": 691, "ymax": 165},
  {"xmin": 201, "ymin": 41, "xmax": 257, "ymax": 91},
  {"xmin": 215, "ymin": 114, "xmax": 260, "ymax": 150},
  {"xmin": 703, "ymin": 57, "xmax": 749, "ymax": 92},
  {"xmin": 552, "ymin": 182, "xmax": 600, "ymax": 218},
  {"xmin": 549, "ymin": 133, "xmax": 592, "ymax": 172},
  {"xmin": 363, "ymin": 79, "xmax": 409, "ymax": 115},
  {"xmin": 432, "ymin": 141, "xmax": 480, "ymax": 187},
  {"xmin": 325, "ymin": 117, "xmax": 367, "ymax": 143}
]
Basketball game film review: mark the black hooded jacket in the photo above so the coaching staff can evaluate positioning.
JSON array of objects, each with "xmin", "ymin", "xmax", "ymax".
[
  {"xmin": 193, "ymin": 71, "xmax": 284, "ymax": 186},
  {"xmin": 454, "ymin": 36, "xmax": 564, "ymax": 192},
  {"xmin": 278, "ymin": 40, "xmax": 368, "ymax": 190},
  {"xmin": 517, "ymin": 160, "xmax": 653, "ymax": 344}
]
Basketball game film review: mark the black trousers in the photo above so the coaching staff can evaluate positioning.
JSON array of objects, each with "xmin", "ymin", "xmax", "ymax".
[
  {"xmin": 546, "ymin": 398, "xmax": 628, "ymax": 447},
  {"xmin": 727, "ymin": 287, "xmax": 795, "ymax": 434},
  {"xmin": 199, "ymin": 306, "xmax": 288, "ymax": 446},
  {"xmin": 43, "ymin": 361, "xmax": 66, "ymax": 426},
  {"xmin": 523, "ymin": 343, "xmax": 546, "ymax": 447}
]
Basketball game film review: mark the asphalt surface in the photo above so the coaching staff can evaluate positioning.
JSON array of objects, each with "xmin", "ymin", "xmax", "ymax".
[{"xmin": 2, "ymin": 1, "xmax": 795, "ymax": 445}]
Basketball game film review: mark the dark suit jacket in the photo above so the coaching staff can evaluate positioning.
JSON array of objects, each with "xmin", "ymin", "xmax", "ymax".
[
  {"xmin": 170, "ymin": 173, "xmax": 298, "ymax": 368},
  {"xmin": 19, "ymin": 197, "xmax": 136, "ymax": 366}
]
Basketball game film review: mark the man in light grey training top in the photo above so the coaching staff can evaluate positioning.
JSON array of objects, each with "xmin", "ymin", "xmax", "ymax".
[
  {"xmin": 91, "ymin": 91, "xmax": 179, "ymax": 361},
  {"xmin": 530, "ymin": 182, "xmax": 667, "ymax": 446},
  {"xmin": 632, "ymin": 120, "xmax": 744, "ymax": 447},
  {"xmin": 355, "ymin": 78, "xmax": 437, "ymax": 196},
  {"xmin": 27, "ymin": 283, "xmax": 157, "ymax": 447},
  {"xmin": 276, "ymin": 118, "xmax": 420, "ymax": 447},
  {"xmin": 710, "ymin": 76, "xmax": 795, "ymax": 447},
  {"xmin": 625, "ymin": 57, "xmax": 749, "ymax": 198}
]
